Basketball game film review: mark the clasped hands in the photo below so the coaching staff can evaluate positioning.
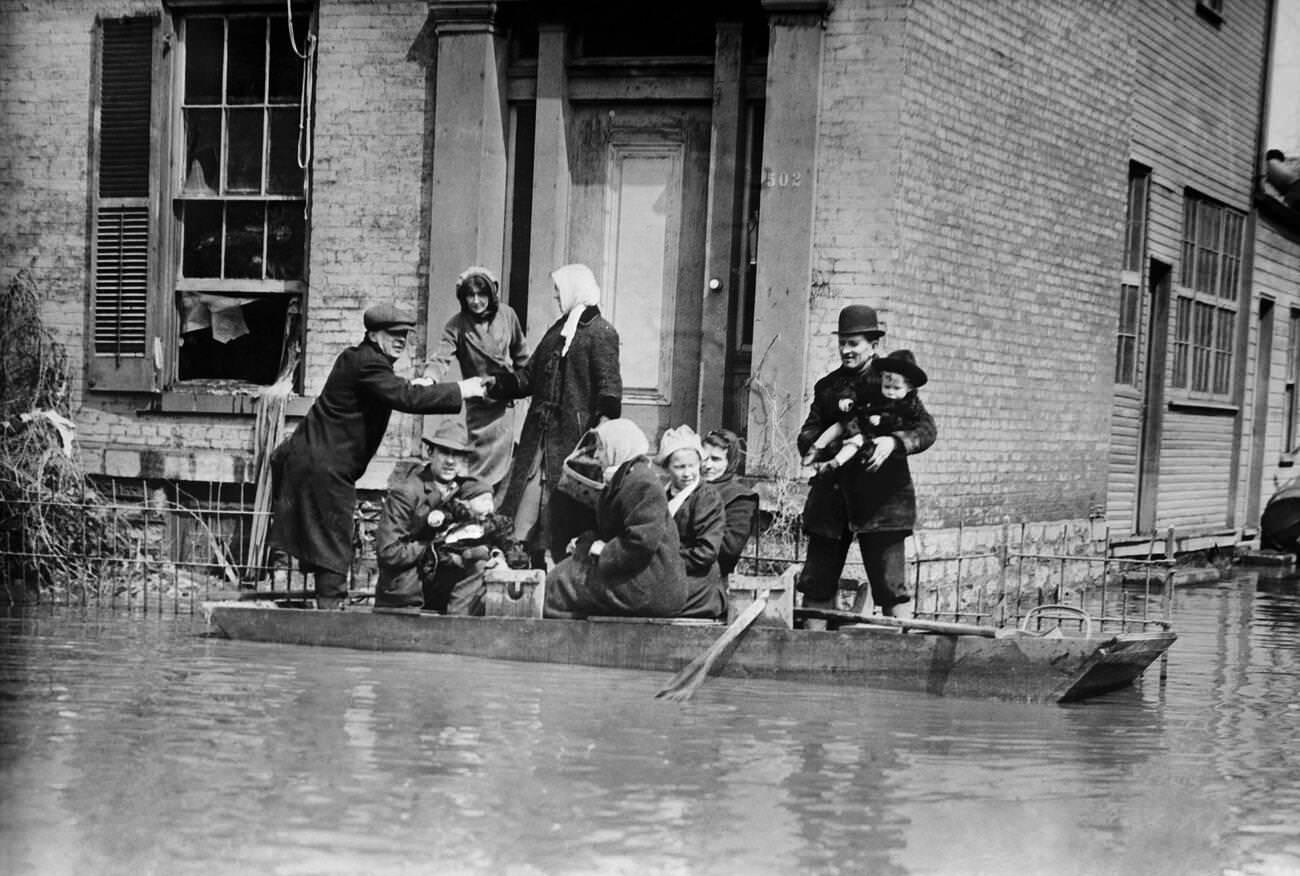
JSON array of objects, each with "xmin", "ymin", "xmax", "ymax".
[{"xmin": 410, "ymin": 375, "xmax": 496, "ymax": 400}]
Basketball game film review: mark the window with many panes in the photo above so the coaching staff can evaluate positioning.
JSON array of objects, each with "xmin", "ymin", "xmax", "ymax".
[
  {"xmin": 1171, "ymin": 192, "xmax": 1243, "ymax": 399},
  {"xmin": 1115, "ymin": 163, "xmax": 1149, "ymax": 386},
  {"xmin": 88, "ymin": 5, "xmax": 315, "ymax": 394}
]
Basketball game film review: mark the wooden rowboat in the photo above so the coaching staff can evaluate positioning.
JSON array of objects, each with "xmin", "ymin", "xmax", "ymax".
[{"xmin": 200, "ymin": 599, "xmax": 1176, "ymax": 704}]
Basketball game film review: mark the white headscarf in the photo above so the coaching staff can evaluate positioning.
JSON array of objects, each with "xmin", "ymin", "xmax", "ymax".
[
  {"xmin": 593, "ymin": 418, "xmax": 650, "ymax": 482},
  {"xmin": 551, "ymin": 263, "xmax": 601, "ymax": 356}
]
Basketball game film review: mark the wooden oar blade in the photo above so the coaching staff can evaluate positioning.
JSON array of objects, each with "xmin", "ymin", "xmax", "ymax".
[{"xmin": 655, "ymin": 596, "xmax": 768, "ymax": 702}]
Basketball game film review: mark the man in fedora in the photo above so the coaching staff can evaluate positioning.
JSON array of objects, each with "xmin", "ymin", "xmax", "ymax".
[
  {"xmin": 373, "ymin": 416, "xmax": 480, "ymax": 612},
  {"xmin": 269, "ymin": 303, "xmax": 487, "ymax": 610},
  {"xmin": 796, "ymin": 305, "xmax": 937, "ymax": 624}
]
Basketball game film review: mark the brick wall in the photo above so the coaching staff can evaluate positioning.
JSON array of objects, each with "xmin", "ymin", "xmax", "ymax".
[
  {"xmin": 0, "ymin": 1, "xmax": 434, "ymax": 489},
  {"xmin": 812, "ymin": 0, "xmax": 1130, "ymax": 528}
]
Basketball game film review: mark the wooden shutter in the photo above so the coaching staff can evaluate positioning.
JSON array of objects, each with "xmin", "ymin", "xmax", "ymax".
[{"xmin": 88, "ymin": 16, "xmax": 160, "ymax": 392}]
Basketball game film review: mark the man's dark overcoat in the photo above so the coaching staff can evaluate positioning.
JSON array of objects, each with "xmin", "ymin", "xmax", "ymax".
[
  {"xmin": 497, "ymin": 306, "xmax": 622, "ymax": 520},
  {"xmin": 269, "ymin": 338, "xmax": 463, "ymax": 575},
  {"xmin": 797, "ymin": 365, "xmax": 936, "ymax": 539}
]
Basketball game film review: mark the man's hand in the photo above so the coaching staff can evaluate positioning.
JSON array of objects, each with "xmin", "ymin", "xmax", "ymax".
[
  {"xmin": 865, "ymin": 436, "xmax": 897, "ymax": 472},
  {"xmin": 458, "ymin": 377, "xmax": 486, "ymax": 399},
  {"xmin": 588, "ymin": 539, "xmax": 606, "ymax": 557},
  {"xmin": 411, "ymin": 376, "xmax": 435, "ymax": 387}
]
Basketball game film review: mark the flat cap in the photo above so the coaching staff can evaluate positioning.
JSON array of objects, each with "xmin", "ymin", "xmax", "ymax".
[{"xmin": 363, "ymin": 303, "xmax": 416, "ymax": 332}]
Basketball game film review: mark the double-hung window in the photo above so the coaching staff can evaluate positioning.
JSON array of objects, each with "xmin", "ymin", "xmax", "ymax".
[
  {"xmin": 1171, "ymin": 192, "xmax": 1244, "ymax": 400},
  {"xmin": 89, "ymin": 5, "xmax": 315, "ymax": 394},
  {"xmin": 1115, "ymin": 163, "xmax": 1150, "ymax": 386}
]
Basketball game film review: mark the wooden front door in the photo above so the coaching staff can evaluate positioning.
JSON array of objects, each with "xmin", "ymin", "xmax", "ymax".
[{"xmin": 566, "ymin": 103, "xmax": 711, "ymax": 443}]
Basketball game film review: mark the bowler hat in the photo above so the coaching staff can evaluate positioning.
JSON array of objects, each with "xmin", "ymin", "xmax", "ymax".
[
  {"xmin": 833, "ymin": 304, "xmax": 885, "ymax": 338},
  {"xmin": 873, "ymin": 349, "xmax": 927, "ymax": 388},
  {"xmin": 422, "ymin": 416, "xmax": 471, "ymax": 453},
  {"xmin": 363, "ymin": 303, "xmax": 417, "ymax": 333}
]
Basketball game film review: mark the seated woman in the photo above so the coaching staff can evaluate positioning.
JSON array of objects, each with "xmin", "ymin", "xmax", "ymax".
[
  {"xmin": 699, "ymin": 428, "xmax": 759, "ymax": 580},
  {"xmin": 544, "ymin": 419, "xmax": 719, "ymax": 619},
  {"xmin": 657, "ymin": 425, "xmax": 726, "ymax": 618}
]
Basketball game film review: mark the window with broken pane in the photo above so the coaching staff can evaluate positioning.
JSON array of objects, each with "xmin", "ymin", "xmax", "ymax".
[{"xmin": 176, "ymin": 10, "xmax": 311, "ymax": 386}]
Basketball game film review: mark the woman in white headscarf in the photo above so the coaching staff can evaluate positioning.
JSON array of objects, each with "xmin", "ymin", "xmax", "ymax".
[
  {"xmin": 490, "ymin": 264, "xmax": 623, "ymax": 567},
  {"xmin": 545, "ymin": 419, "xmax": 708, "ymax": 619}
]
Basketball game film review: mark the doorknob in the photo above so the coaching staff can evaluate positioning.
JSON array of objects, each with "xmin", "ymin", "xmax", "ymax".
[{"xmin": 708, "ymin": 278, "xmax": 723, "ymax": 292}]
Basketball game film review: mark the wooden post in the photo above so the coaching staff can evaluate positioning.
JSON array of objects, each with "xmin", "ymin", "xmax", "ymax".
[
  {"xmin": 525, "ymin": 23, "xmax": 571, "ymax": 350},
  {"xmin": 746, "ymin": 1, "xmax": 828, "ymax": 475},
  {"xmin": 697, "ymin": 21, "xmax": 744, "ymax": 429},
  {"xmin": 424, "ymin": 2, "xmax": 509, "ymax": 432}
]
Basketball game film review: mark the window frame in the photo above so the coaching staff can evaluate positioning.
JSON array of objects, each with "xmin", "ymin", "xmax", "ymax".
[
  {"xmin": 1115, "ymin": 163, "xmax": 1150, "ymax": 387},
  {"xmin": 1170, "ymin": 191, "xmax": 1244, "ymax": 402},
  {"xmin": 165, "ymin": 6, "xmax": 315, "ymax": 390}
]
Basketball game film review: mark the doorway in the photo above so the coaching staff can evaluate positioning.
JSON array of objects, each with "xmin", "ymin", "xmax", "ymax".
[
  {"xmin": 1136, "ymin": 259, "xmax": 1171, "ymax": 533},
  {"xmin": 565, "ymin": 103, "xmax": 712, "ymax": 441}
]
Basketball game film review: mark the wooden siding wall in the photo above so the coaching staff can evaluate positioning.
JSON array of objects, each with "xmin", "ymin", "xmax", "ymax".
[
  {"xmin": 1253, "ymin": 220, "xmax": 1300, "ymax": 515},
  {"xmin": 1113, "ymin": 0, "xmax": 1270, "ymax": 535}
]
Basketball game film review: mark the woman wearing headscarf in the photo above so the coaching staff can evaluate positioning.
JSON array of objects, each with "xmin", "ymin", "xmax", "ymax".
[
  {"xmin": 490, "ymin": 263, "xmax": 622, "ymax": 566},
  {"xmin": 657, "ymin": 425, "xmax": 726, "ymax": 618},
  {"xmin": 427, "ymin": 266, "xmax": 528, "ymax": 502},
  {"xmin": 545, "ymin": 419, "xmax": 715, "ymax": 619},
  {"xmin": 699, "ymin": 428, "xmax": 759, "ymax": 579}
]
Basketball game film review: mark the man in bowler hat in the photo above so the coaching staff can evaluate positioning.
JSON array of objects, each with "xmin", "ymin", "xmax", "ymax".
[
  {"xmin": 796, "ymin": 305, "xmax": 937, "ymax": 623},
  {"xmin": 268, "ymin": 303, "xmax": 487, "ymax": 609}
]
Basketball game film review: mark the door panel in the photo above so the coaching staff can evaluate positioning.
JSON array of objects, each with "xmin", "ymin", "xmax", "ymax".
[{"xmin": 567, "ymin": 104, "xmax": 710, "ymax": 443}]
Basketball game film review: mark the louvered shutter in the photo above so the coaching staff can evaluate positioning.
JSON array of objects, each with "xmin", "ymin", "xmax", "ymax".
[{"xmin": 89, "ymin": 16, "xmax": 160, "ymax": 392}]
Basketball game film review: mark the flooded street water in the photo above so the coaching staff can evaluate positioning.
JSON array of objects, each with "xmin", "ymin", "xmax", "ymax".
[{"xmin": 2, "ymin": 571, "xmax": 1298, "ymax": 876}]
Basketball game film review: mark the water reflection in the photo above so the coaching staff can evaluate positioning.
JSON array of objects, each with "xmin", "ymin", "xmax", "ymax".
[{"xmin": 2, "ymin": 573, "xmax": 1299, "ymax": 875}]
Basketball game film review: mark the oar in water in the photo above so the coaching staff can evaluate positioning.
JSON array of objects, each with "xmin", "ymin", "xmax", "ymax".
[
  {"xmin": 655, "ymin": 595, "xmax": 769, "ymax": 702},
  {"xmin": 795, "ymin": 606, "xmax": 1012, "ymax": 638}
]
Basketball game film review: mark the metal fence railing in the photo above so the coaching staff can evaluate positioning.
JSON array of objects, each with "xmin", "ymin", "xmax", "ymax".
[{"xmin": 3, "ymin": 486, "xmax": 1175, "ymax": 633}]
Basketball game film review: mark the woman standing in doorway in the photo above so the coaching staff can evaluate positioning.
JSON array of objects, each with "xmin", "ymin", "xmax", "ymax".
[
  {"xmin": 489, "ymin": 263, "xmax": 623, "ymax": 566},
  {"xmin": 427, "ymin": 266, "xmax": 528, "ymax": 502}
]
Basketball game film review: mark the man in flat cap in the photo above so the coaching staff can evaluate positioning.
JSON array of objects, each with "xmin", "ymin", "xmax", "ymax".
[
  {"xmin": 796, "ymin": 304, "xmax": 936, "ymax": 625},
  {"xmin": 268, "ymin": 303, "xmax": 487, "ymax": 609}
]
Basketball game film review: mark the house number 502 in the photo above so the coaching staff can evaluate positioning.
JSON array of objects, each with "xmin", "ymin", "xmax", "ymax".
[{"xmin": 762, "ymin": 168, "xmax": 802, "ymax": 188}]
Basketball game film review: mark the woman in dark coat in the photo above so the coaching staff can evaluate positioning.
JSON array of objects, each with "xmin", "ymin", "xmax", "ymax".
[
  {"xmin": 544, "ymin": 419, "xmax": 701, "ymax": 619},
  {"xmin": 699, "ymin": 428, "xmax": 759, "ymax": 578},
  {"xmin": 491, "ymin": 263, "xmax": 622, "ymax": 565},
  {"xmin": 427, "ymin": 266, "xmax": 528, "ymax": 502},
  {"xmin": 657, "ymin": 425, "xmax": 726, "ymax": 618},
  {"xmin": 269, "ymin": 304, "xmax": 485, "ymax": 608}
]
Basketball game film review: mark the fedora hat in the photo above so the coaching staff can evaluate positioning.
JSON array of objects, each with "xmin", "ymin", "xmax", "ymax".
[
  {"xmin": 873, "ymin": 349, "xmax": 927, "ymax": 388},
  {"xmin": 833, "ymin": 304, "xmax": 885, "ymax": 339},
  {"xmin": 422, "ymin": 416, "xmax": 471, "ymax": 453}
]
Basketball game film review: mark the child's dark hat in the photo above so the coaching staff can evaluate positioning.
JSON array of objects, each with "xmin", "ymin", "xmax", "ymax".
[
  {"xmin": 833, "ymin": 304, "xmax": 885, "ymax": 339},
  {"xmin": 873, "ymin": 349, "xmax": 927, "ymax": 388}
]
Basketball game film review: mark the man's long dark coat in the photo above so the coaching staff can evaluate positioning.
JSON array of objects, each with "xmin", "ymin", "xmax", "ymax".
[
  {"xmin": 797, "ymin": 365, "xmax": 937, "ymax": 538},
  {"xmin": 269, "ymin": 338, "xmax": 463, "ymax": 575}
]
